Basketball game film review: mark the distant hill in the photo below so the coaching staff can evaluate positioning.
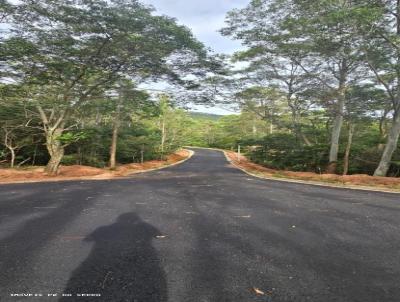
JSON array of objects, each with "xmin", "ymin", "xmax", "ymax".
[{"xmin": 189, "ymin": 112, "xmax": 223, "ymax": 121}]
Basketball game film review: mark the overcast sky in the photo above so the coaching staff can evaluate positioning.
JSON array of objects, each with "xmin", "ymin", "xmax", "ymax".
[
  {"xmin": 142, "ymin": 0, "xmax": 247, "ymax": 53},
  {"xmin": 141, "ymin": 0, "xmax": 249, "ymax": 115}
]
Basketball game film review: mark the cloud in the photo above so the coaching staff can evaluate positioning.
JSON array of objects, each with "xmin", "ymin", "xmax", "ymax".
[
  {"xmin": 140, "ymin": 0, "xmax": 247, "ymax": 114},
  {"xmin": 141, "ymin": 0, "xmax": 248, "ymax": 54}
]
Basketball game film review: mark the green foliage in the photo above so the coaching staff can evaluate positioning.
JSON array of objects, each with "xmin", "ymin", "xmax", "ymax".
[
  {"xmin": 0, "ymin": 0, "xmax": 213, "ymax": 172},
  {"xmin": 1, "ymin": 0, "xmax": 400, "ymax": 178},
  {"xmin": 58, "ymin": 132, "xmax": 87, "ymax": 145},
  {"xmin": 247, "ymin": 134, "xmax": 329, "ymax": 172}
]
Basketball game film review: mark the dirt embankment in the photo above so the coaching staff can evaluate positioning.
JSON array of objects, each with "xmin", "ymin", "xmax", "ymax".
[
  {"xmin": 0, "ymin": 149, "xmax": 191, "ymax": 184},
  {"xmin": 225, "ymin": 150, "xmax": 400, "ymax": 192}
]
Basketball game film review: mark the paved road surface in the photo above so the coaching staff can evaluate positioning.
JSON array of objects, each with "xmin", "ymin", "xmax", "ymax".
[{"xmin": 0, "ymin": 148, "xmax": 399, "ymax": 302}]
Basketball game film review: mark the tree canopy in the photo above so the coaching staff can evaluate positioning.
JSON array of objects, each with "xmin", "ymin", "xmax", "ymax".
[{"xmin": 0, "ymin": 0, "xmax": 399, "ymax": 178}]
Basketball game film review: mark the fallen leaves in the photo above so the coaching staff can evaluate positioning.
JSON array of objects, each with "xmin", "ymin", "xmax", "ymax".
[
  {"xmin": 252, "ymin": 287, "xmax": 265, "ymax": 295},
  {"xmin": 251, "ymin": 287, "xmax": 274, "ymax": 296}
]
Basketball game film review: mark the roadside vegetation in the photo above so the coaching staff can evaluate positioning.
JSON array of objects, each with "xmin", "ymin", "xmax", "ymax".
[
  {"xmin": 1, "ymin": 0, "xmax": 400, "ymax": 183},
  {"xmin": 187, "ymin": 0, "xmax": 400, "ymax": 179},
  {"xmin": 224, "ymin": 150, "xmax": 400, "ymax": 192},
  {"xmin": 0, "ymin": 149, "xmax": 190, "ymax": 183},
  {"xmin": 0, "ymin": 0, "xmax": 218, "ymax": 177}
]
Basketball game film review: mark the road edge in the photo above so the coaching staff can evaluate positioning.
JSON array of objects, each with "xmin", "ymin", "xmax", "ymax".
[
  {"xmin": 125, "ymin": 149, "xmax": 194, "ymax": 176},
  {"xmin": 0, "ymin": 149, "xmax": 194, "ymax": 185},
  {"xmin": 222, "ymin": 150, "xmax": 400, "ymax": 195}
]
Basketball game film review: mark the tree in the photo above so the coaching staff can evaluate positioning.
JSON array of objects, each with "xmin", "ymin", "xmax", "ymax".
[
  {"xmin": 2, "ymin": 0, "xmax": 207, "ymax": 174},
  {"xmin": 108, "ymin": 82, "xmax": 150, "ymax": 169},
  {"xmin": 351, "ymin": 0, "xmax": 400, "ymax": 176},
  {"xmin": 222, "ymin": 0, "xmax": 365, "ymax": 173},
  {"xmin": 152, "ymin": 94, "xmax": 192, "ymax": 159},
  {"xmin": 234, "ymin": 87, "xmax": 286, "ymax": 135},
  {"xmin": 1, "ymin": 124, "xmax": 34, "ymax": 168},
  {"xmin": 0, "ymin": 86, "xmax": 40, "ymax": 168},
  {"xmin": 230, "ymin": 41, "xmax": 316, "ymax": 145}
]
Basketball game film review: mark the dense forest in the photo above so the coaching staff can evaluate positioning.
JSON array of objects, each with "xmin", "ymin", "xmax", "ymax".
[{"xmin": 1, "ymin": 0, "xmax": 400, "ymax": 178}]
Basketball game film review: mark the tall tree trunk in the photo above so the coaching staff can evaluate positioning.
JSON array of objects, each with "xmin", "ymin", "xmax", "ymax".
[
  {"xmin": 109, "ymin": 99, "xmax": 121, "ymax": 170},
  {"xmin": 373, "ymin": 1, "xmax": 400, "ymax": 176},
  {"xmin": 36, "ymin": 105, "xmax": 68, "ymax": 175},
  {"xmin": 10, "ymin": 148, "xmax": 15, "ymax": 168},
  {"xmin": 327, "ymin": 63, "xmax": 347, "ymax": 174},
  {"xmin": 374, "ymin": 112, "xmax": 400, "ymax": 176},
  {"xmin": 44, "ymin": 128, "xmax": 65, "ymax": 175},
  {"xmin": 109, "ymin": 121, "xmax": 119, "ymax": 169},
  {"xmin": 32, "ymin": 144, "xmax": 38, "ymax": 166},
  {"xmin": 77, "ymin": 146, "xmax": 82, "ymax": 165},
  {"xmin": 327, "ymin": 101, "xmax": 345, "ymax": 173},
  {"xmin": 3, "ymin": 128, "xmax": 16, "ymax": 168},
  {"xmin": 379, "ymin": 109, "xmax": 389, "ymax": 140},
  {"xmin": 160, "ymin": 118, "xmax": 166, "ymax": 160},
  {"xmin": 343, "ymin": 123, "xmax": 355, "ymax": 175}
]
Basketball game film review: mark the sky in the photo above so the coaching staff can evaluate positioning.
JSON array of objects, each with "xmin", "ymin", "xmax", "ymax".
[{"xmin": 141, "ymin": 0, "xmax": 249, "ymax": 115}]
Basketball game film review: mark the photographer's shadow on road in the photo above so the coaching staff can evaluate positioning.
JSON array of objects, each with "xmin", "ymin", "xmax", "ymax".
[{"xmin": 59, "ymin": 213, "xmax": 167, "ymax": 302}]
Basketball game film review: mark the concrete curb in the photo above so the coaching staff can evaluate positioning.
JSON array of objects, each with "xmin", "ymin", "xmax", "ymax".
[{"xmin": 222, "ymin": 150, "xmax": 400, "ymax": 195}]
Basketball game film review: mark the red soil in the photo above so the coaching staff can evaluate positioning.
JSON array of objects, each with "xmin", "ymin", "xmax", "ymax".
[
  {"xmin": 225, "ymin": 151, "xmax": 400, "ymax": 192},
  {"xmin": 0, "ymin": 149, "xmax": 190, "ymax": 184}
]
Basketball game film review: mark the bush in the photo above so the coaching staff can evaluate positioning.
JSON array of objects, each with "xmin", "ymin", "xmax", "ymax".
[
  {"xmin": 247, "ymin": 133, "xmax": 329, "ymax": 172},
  {"xmin": 61, "ymin": 154, "xmax": 79, "ymax": 166}
]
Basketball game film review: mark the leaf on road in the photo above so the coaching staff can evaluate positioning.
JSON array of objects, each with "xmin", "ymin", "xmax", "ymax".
[{"xmin": 252, "ymin": 287, "xmax": 265, "ymax": 295}]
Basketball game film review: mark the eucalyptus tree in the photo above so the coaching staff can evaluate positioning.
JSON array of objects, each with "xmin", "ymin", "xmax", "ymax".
[
  {"xmin": 223, "ymin": 4, "xmax": 318, "ymax": 146},
  {"xmin": 2, "ymin": 0, "xmax": 207, "ymax": 174},
  {"xmin": 232, "ymin": 52, "xmax": 316, "ymax": 145},
  {"xmin": 350, "ymin": 0, "xmax": 400, "ymax": 176},
  {"xmin": 222, "ymin": 0, "xmax": 365, "ymax": 173},
  {"xmin": 107, "ymin": 81, "xmax": 150, "ymax": 169},
  {"xmin": 153, "ymin": 94, "xmax": 193, "ymax": 159},
  {"xmin": 341, "ymin": 84, "xmax": 384, "ymax": 175},
  {"xmin": 290, "ymin": 1, "xmax": 370, "ymax": 173},
  {"xmin": 234, "ymin": 86, "xmax": 286, "ymax": 135}
]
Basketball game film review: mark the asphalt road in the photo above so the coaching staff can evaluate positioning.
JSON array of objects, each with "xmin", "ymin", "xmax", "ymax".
[{"xmin": 0, "ymin": 148, "xmax": 399, "ymax": 302}]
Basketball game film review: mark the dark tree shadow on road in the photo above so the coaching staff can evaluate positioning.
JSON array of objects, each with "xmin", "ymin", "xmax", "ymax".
[{"xmin": 59, "ymin": 213, "xmax": 167, "ymax": 302}]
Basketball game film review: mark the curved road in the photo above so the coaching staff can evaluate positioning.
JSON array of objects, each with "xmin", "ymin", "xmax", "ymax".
[{"xmin": 0, "ymin": 148, "xmax": 399, "ymax": 302}]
